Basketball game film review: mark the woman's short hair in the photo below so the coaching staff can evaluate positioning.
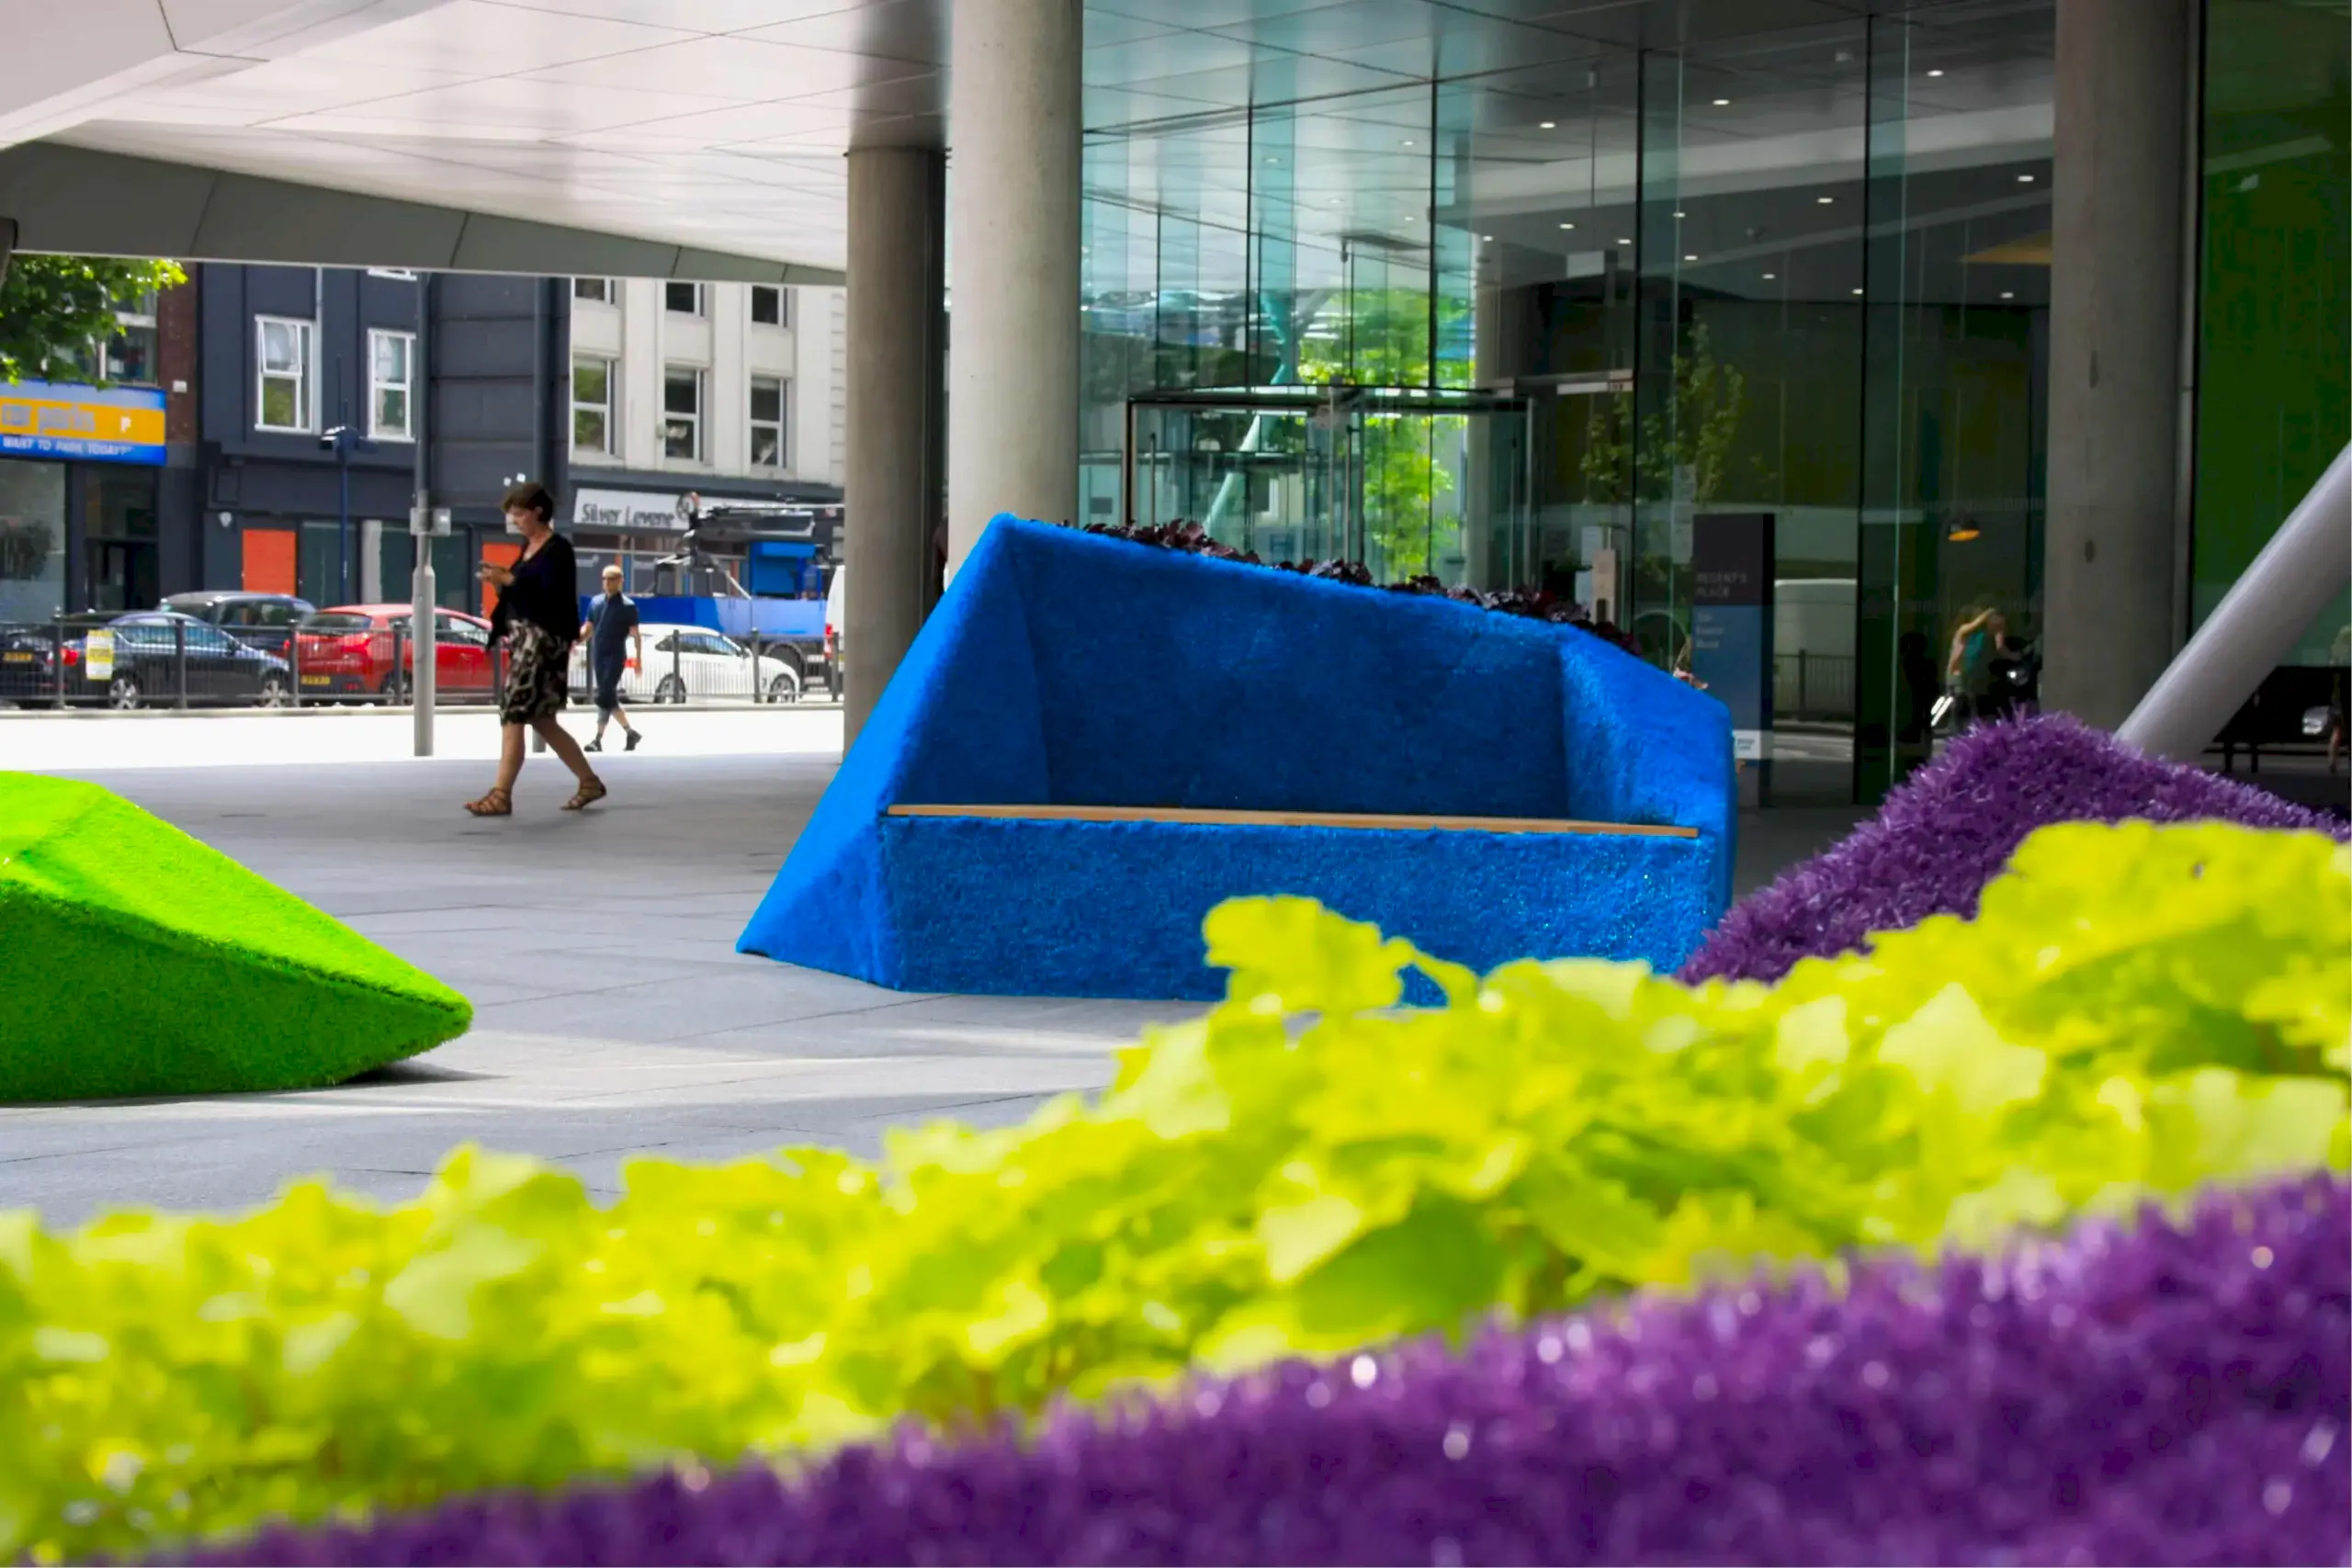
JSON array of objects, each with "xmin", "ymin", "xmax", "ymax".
[{"xmin": 502, "ymin": 481, "xmax": 556, "ymax": 525}]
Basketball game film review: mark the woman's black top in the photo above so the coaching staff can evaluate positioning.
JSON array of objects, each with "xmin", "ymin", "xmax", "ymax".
[{"xmin": 491, "ymin": 533, "xmax": 580, "ymax": 647}]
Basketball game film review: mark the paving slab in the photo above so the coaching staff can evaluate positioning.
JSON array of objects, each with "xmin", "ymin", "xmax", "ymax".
[{"xmin": 1, "ymin": 712, "xmax": 1858, "ymax": 1229}]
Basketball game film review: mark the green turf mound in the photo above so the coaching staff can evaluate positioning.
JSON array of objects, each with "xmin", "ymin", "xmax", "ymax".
[{"xmin": 0, "ymin": 772, "xmax": 471, "ymax": 1101}]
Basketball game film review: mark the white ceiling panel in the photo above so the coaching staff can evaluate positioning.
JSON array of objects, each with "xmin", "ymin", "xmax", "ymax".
[
  {"xmin": 270, "ymin": 76, "xmax": 753, "ymax": 135},
  {"xmin": 291, "ymin": 1, "xmax": 699, "ymax": 71},
  {"xmin": 523, "ymin": 34, "xmax": 929, "ymax": 99}
]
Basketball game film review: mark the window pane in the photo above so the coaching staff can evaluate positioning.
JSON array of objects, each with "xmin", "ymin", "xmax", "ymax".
[
  {"xmin": 664, "ymin": 282, "xmax": 701, "ymax": 314},
  {"xmin": 573, "ymin": 356, "xmax": 608, "ymax": 402},
  {"xmin": 751, "ymin": 427, "xmax": 781, "ymax": 467},
  {"xmin": 261, "ymin": 321, "xmax": 296, "ymax": 371},
  {"xmin": 751, "ymin": 286, "xmax": 780, "ymax": 325},
  {"xmin": 574, "ymin": 407, "xmax": 608, "ymax": 453},
  {"xmin": 261, "ymin": 378, "xmax": 298, "ymax": 428},
  {"xmin": 375, "ymin": 387, "xmax": 409, "ymax": 436},
  {"xmin": 662, "ymin": 418, "xmax": 698, "ymax": 459},
  {"xmin": 372, "ymin": 333, "xmax": 409, "ymax": 382},
  {"xmin": 749, "ymin": 378, "xmax": 782, "ymax": 421},
  {"xmin": 663, "ymin": 370, "xmax": 700, "ymax": 414},
  {"xmin": 573, "ymin": 277, "xmax": 610, "ymax": 303}
]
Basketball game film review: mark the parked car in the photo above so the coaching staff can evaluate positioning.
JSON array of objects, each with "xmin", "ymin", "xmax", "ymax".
[
  {"xmin": 0, "ymin": 622, "xmax": 81, "ymax": 705},
  {"xmin": 571, "ymin": 623, "xmax": 802, "ymax": 705},
  {"xmin": 159, "ymin": 591, "xmax": 315, "ymax": 658},
  {"xmin": 77, "ymin": 611, "xmax": 294, "ymax": 709},
  {"xmin": 291, "ymin": 604, "xmax": 499, "ymax": 703}
]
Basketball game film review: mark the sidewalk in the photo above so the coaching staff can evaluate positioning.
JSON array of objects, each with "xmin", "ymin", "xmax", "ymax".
[{"xmin": 0, "ymin": 705, "xmax": 845, "ymax": 773}]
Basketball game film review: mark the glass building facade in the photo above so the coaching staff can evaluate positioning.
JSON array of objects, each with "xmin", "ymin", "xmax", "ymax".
[{"xmin": 1077, "ymin": 0, "xmax": 2347, "ymax": 804}]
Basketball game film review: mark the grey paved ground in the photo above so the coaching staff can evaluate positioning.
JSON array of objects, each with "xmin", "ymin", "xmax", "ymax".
[{"xmin": 2, "ymin": 743, "xmax": 1861, "ymax": 1228}]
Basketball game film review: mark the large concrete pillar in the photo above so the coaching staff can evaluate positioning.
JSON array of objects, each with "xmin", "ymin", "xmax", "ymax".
[
  {"xmin": 946, "ymin": 0, "xmax": 1081, "ymax": 577},
  {"xmin": 843, "ymin": 145, "xmax": 947, "ymax": 747},
  {"xmin": 2040, "ymin": 0, "xmax": 2194, "ymax": 730}
]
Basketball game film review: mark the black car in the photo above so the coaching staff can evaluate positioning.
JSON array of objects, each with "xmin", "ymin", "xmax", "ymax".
[
  {"xmin": 78, "ymin": 612, "xmax": 294, "ymax": 709},
  {"xmin": 0, "ymin": 623, "xmax": 78, "ymax": 705},
  {"xmin": 160, "ymin": 591, "xmax": 315, "ymax": 658}
]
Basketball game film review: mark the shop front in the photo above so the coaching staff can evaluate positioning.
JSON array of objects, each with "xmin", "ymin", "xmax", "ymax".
[{"xmin": 0, "ymin": 378, "xmax": 169, "ymax": 626}]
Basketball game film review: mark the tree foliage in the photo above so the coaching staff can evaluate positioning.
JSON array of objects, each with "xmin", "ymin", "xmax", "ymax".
[
  {"xmin": 1579, "ymin": 321, "xmax": 1750, "ymax": 505},
  {"xmin": 0, "ymin": 255, "xmax": 186, "ymax": 384}
]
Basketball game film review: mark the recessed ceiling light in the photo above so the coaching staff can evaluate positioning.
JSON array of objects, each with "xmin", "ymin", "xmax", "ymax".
[
  {"xmin": 1482, "ymin": 234, "xmax": 1494, "ymax": 242},
  {"xmin": 1674, "ymin": 209, "xmax": 1686, "ymax": 219},
  {"xmin": 1402, "ymin": 139, "xmax": 1416, "ymax": 147},
  {"xmin": 1684, "ymin": 254, "xmax": 1698, "ymax": 262},
  {"xmin": 1762, "ymin": 272, "xmax": 1777, "ymax": 280},
  {"xmin": 1927, "ymin": 68, "xmax": 1945, "ymax": 77},
  {"xmin": 1851, "ymin": 287, "xmax": 1864, "ymax": 296},
  {"xmin": 2000, "ymin": 290, "xmax": 2016, "ymax": 299},
  {"xmin": 2018, "ymin": 173, "xmax": 2036, "ymax": 183},
  {"xmin": 1558, "ymin": 221, "xmax": 1575, "ymax": 230},
  {"xmin": 1618, "ymin": 238, "xmax": 1633, "ymax": 246},
  {"xmin": 1539, "ymin": 120, "xmax": 1556, "ymax": 129},
  {"xmin": 1818, "ymin": 196, "xmax": 1835, "ymax": 205},
  {"xmin": 1713, "ymin": 97, "xmax": 1731, "ymax": 107}
]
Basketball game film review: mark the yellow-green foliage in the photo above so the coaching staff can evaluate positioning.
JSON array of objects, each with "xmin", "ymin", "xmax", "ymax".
[{"xmin": 2, "ymin": 820, "xmax": 2346, "ymax": 1562}]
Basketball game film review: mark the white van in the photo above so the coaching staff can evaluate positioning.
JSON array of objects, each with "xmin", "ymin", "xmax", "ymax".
[{"xmin": 823, "ymin": 565, "xmax": 845, "ymax": 699}]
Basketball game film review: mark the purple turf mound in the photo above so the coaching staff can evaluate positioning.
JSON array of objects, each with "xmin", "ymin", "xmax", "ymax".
[
  {"xmin": 1682, "ymin": 715, "xmax": 2350, "ymax": 987},
  {"xmin": 173, "ymin": 1177, "xmax": 2351, "ymax": 1568}
]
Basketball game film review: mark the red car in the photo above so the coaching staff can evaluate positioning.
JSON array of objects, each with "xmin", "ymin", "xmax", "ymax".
[{"xmin": 291, "ymin": 604, "xmax": 498, "ymax": 703}]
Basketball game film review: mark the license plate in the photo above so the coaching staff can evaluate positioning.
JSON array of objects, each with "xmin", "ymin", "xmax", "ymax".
[
  {"xmin": 300, "ymin": 674, "xmax": 333, "ymax": 686},
  {"xmin": 2, "ymin": 651, "xmax": 31, "ymax": 663}
]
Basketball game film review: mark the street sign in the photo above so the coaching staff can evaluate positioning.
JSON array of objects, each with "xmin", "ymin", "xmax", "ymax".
[
  {"xmin": 409, "ymin": 505, "xmax": 451, "ymax": 536},
  {"xmin": 83, "ymin": 628, "xmax": 113, "ymax": 682},
  {"xmin": 0, "ymin": 379, "xmax": 166, "ymax": 466}
]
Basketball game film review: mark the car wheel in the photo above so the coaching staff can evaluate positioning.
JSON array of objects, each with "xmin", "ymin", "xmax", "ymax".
[
  {"xmin": 766, "ymin": 671, "xmax": 800, "ymax": 704},
  {"xmin": 107, "ymin": 673, "xmax": 142, "ymax": 711},
  {"xmin": 255, "ymin": 672, "xmax": 291, "ymax": 709},
  {"xmin": 380, "ymin": 672, "xmax": 411, "ymax": 705},
  {"xmin": 656, "ymin": 673, "xmax": 686, "ymax": 705}
]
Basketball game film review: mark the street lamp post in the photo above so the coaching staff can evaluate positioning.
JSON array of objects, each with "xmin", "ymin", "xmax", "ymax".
[{"xmin": 320, "ymin": 424, "xmax": 375, "ymax": 603}]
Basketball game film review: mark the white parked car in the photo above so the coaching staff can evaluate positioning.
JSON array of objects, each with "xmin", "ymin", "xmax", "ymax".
[{"xmin": 571, "ymin": 623, "xmax": 802, "ymax": 705}]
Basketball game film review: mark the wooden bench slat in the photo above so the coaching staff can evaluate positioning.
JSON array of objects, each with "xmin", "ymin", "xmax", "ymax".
[{"xmin": 885, "ymin": 803, "xmax": 1701, "ymax": 840}]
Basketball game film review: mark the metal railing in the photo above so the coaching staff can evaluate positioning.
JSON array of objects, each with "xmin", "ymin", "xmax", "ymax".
[
  {"xmin": 0, "ymin": 618, "xmax": 845, "ymax": 714},
  {"xmin": 1772, "ymin": 651, "xmax": 1857, "ymax": 722},
  {"xmin": 565, "ymin": 633, "xmax": 830, "ymax": 709}
]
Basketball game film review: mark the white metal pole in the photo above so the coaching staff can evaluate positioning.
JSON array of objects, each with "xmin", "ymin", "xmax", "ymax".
[
  {"xmin": 411, "ymin": 536, "xmax": 436, "ymax": 754},
  {"xmin": 2117, "ymin": 442, "xmax": 2352, "ymax": 761}
]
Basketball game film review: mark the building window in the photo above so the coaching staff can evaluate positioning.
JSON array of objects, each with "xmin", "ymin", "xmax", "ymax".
[
  {"xmin": 664, "ymin": 281, "xmax": 705, "ymax": 316},
  {"xmin": 573, "ymin": 277, "xmax": 615, "ymax": 304},
  {"xmin": 255, "ymin": 316, "xmax": 314, "ymax": 432},
  {"xmin": 749, "ymin": 376, "xmax": 786, "ymax": 468},
  {"xmin": 662, "ymin": 366, "xmax": 703, "ymax": 461},
  {"xmin": 368, "ymin": 329, "xmax": 414, "ymax": 440},
  {"xmin": 751, "ymin": 285, "xmax": 786, "ymax": 327},
  {"xmin": 572, "ymin": 355, "xmax": 615, "ymax": 456},
  {"xmin": 101, "ymin": 290, "xmax": 160, "ymax": 385},
  {"xmin": 367, "ymin": 268, "xmax": 418, "ymax": 280}
]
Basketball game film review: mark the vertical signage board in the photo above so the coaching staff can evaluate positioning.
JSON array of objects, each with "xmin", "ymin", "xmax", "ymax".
[{"xmin": 1690, "ymin": 513, "xmax": 1775, "ymax": 801}]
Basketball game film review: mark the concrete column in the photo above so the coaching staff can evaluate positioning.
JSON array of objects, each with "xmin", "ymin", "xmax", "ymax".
[
  {"xmin": 843, "ymin": 144, "xmax": 947, "ymax": 746},
  {"xmin": 946, "ymin": 0, "xmax": 1081, "ymax": 576},
  {"xmin": 2040, "ymin": 0, "xmax": 2194, "ymax": 730}
]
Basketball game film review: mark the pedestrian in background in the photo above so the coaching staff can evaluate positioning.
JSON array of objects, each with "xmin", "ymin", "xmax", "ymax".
[
  {"xmin": 581, "ymin": 564, "xmax": 643, "ymax": 754},
  {"xmin": 465, "ymin": 482, "xmax": 605, "ymax": 817}
]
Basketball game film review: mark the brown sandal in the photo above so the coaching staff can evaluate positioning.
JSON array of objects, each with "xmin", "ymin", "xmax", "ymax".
[
  {"xmin": 464, "ymin": 787, "xmax": 513, "ymax": 817},
  {"xmin": 561, "ymin": 778, "xmax": 608, "ymax": 812}
]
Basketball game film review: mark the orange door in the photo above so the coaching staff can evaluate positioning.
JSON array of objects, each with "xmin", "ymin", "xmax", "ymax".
[
  {"xmin": 479, "ymin": 540, "xmax": 522, "ymax": 617},
  {"xmin": 242, "ymin": 529, "xmax": 297, "ymax": 595}
]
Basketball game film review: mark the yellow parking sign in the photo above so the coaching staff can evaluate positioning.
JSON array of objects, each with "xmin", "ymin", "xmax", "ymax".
[{"xmin": 84, "ymin": 629, "xmax": 114, "ymax": 682}]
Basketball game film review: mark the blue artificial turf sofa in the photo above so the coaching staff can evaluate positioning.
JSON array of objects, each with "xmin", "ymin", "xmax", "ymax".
[{"xmin": 739, "ymin": 515, "xmax": 1737, "ymax": 1001}]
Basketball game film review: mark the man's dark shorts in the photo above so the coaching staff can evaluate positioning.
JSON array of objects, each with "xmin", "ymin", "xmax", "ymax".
[{"xmin": 594, "ymin": 658, "xmax": 628, "ymax": 714}]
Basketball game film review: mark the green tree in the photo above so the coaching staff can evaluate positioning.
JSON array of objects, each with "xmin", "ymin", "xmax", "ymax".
[
  {"xmin": 1294, "ymin": 288, "xmax": 1458, "ymax": 575},
  {"xmin": 1578, "ymin": 321, "xmax": 1749, "ymax": 504},
  {"xmin": 0, "ymin": 255, "xmax": 186, "ymax": 383}
]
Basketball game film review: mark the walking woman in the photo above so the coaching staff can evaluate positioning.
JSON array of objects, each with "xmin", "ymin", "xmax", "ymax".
[{"xmin": 465, "ymin": 482, "xmax": 606, "ymax": 817}]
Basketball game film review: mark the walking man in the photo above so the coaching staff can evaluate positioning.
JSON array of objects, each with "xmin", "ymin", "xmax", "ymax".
[{"xmin": 581, "ymin": 564, "xmax": 642, "ymax": 752}]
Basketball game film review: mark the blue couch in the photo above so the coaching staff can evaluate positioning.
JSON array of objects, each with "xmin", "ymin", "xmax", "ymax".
[{"xmin": 739, "ymin": 516, "xmax": 1736, "ymax": 1001}]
